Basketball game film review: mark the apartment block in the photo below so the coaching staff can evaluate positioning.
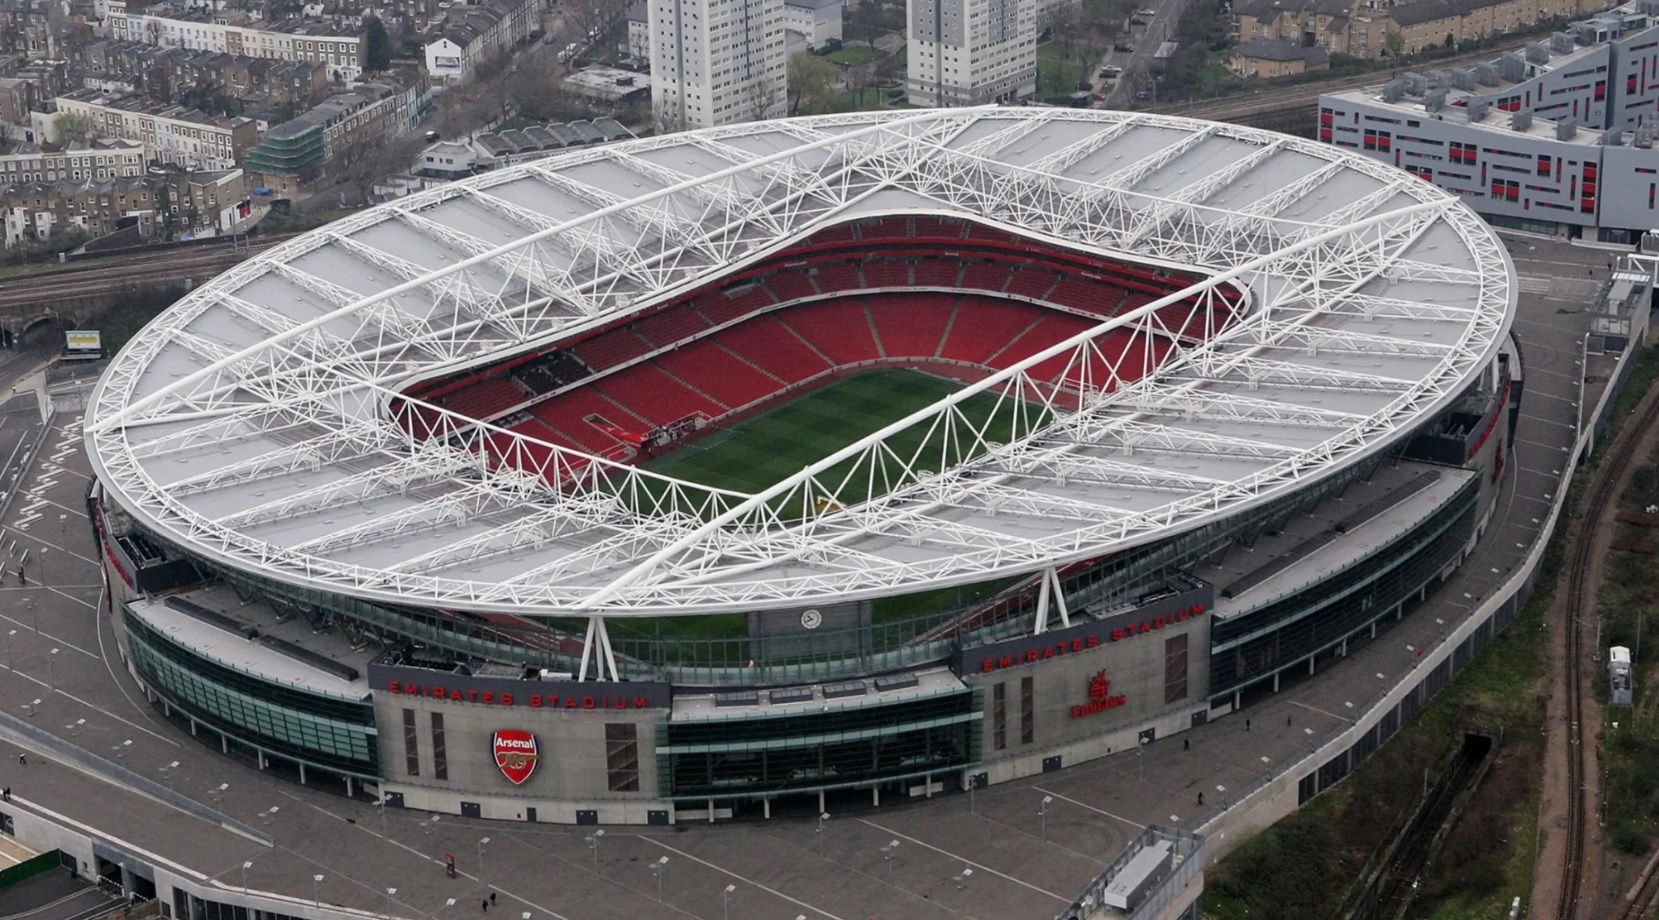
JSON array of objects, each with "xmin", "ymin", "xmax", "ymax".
[
  {"xmin": 906, "ymin": 0, "xmax": 1037, "ymax": 107},
  {"xmin": 648, "ymin": 0, "xmax": 787, "ymax": 131}
]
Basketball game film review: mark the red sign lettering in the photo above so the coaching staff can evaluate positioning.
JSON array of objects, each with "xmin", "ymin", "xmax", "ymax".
[{"xmin": 1070, "ymin": 671, "xmax": 1128, "ymax": 720}]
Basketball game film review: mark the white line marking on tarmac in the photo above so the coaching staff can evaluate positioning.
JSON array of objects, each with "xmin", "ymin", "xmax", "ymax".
[
  {"xmin": 1030, "ymin": 786, "xmax": 1141, "ymax": 829},
  {"xmin": 857, "ymin": 818, "xmax": 1068, "ymax": 902},
  {"xmin": 0, "ymin": 611, "xmax": 100, "ymax": 658},
  {"xmin": 0, "ymin": 661, "xmax": 179, "ymax": 746},
  {"xmin": 640, "ymin": 836, "xmax": 849, "ymax": 920},
  {"xmin": 1, "ymin": 528, "xmax": 98, "ymax": 566},
  {"xmin": 1289, "ymin": 700, "xmax": 1351, "ymax": 722}
]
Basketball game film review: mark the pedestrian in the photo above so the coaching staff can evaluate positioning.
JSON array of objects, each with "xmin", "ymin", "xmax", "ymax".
[
  {"xmin": 490, "ymin": 893, "xmax": 497, "ymax": 905},
  {"xmin": 1287, "ymin": 714, "xmax": 1292, "ymax": 726},
  {"xmin": 1183, "ymin": 738, "xmax": 1189, "ymax": 752},
  {"xmin": 1197, "ymin": 792, "xmax": 1204, "ymax": 806},
  {"xmin": 1245, "ymin": 718, "xmax": 1250, "ymax": 732},
  {"xmin": 17, "ymin": 753, "xmax": 24, "ymax": 766},
  {"xmin": 481, "ymin": 900, "xmax": 488, "ymax": 912},
  {"xmin": 2, "ymin": 787, "xmax": 9, "ymax": 801}
]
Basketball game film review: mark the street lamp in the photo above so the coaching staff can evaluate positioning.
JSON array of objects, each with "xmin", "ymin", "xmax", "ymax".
[
  {"xmin": 721, "ymin": 883, "xmax": 735, "ymax": 920},
  {"xmin": 649, "ymin": 855, "xmax": 668, "ymax": 901},
  {"xmin": 64, "ymin": 718, "xmax": 84, "ymax": 738},
  {"xmin": 421, "ymin": 815, "xmax": 441, "ymax": 836},
  {"xmin": 881, "ymin": 840, "xmax": 899, "ymax": 877},
  {"xmin": 260, "ymin": 806, "xmax": 280, "ymax": 825},
  {"xmin": 1040, "ymin": 795, "xmax": 1053, "ymax": 843},
  {"xmin": 585, "ymin": 829, "xmax": 604, "ymax": 872},
  {"xmin": 385, "ymin": 887, "xmax": 397, "ymax": 916},
  {"xmin": 816, "ymin": 812, "xmax": 829, "ymax": 855},
  {"xmin": 312, "ymin": 874, "xmax": 324, "ymax": 907},
  {"xmin": 6, "ymin": 628, "xmax": 15, "ymax": 669},
  {"xmin": 478, "ymin": 836, "xmax": 490, "ymax": 873},
  {"xmin": 46, "ymin": 647, "xmax": 57, "ymax": 687},
  {"xmin": 21, "ymin": 697, "xmax": 39, "ymax": 719},
  {"xmin": 954, "ymin": 867, "xmax": 974, "ymax": 916},
  {"xmin": 159, "ymin": 760, "xmax": 179, "ymax": 787},
  {"xmin": 208, "ymin": 782, "xmax": 228, "ymax": 809},
  {"xmin": 240, "ymin": 861, "xmax": 252, "ymax": 893},
  {"xmin": 111, "ymin": 739, "xmax": 132, "ymax": 765}
]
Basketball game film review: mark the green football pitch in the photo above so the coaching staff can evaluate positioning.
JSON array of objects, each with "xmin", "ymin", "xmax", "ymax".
[{"xmin": 641, "ymin": 368, "xmax": 1045, "ymax": 507}]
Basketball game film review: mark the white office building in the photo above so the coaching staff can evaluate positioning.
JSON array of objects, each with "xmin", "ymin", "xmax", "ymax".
[
  {"xmin": 648, "ymin": 0, "xmax": 786, "ymax": 132},
  {"xmin": 906, "ymin": 0, "xmax": 1037, "ymax": 107}
]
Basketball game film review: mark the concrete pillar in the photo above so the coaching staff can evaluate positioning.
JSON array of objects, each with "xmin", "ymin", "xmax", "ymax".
[
  {"xmin": 1272, "ymin": 671, "xmax": 1280, "ymax": 694},
  {"xmin": 1340, "ymin": 638, "xmax": 1347, "ymax": 657},
  {"xmin": 873, "ymin": 787, "xmax": 880, "ymax": 807},
  {"xmin": 1233, "ymin": 689, "xmax": 1241, "ymax": 711},
  {"xmin": 189, "ymin": 718, "xmax": 197, "ymax": 737},
  {"xmin": 298, "ymin": 763, "xmax": 306, "ymax": 785},
  {"xmin": 763, "ymin": 798, "xmax": 770, "ymax": 820},
  {"xmin": 221, "ymin": 734, "xmax": 228, "ymax": 754},
  {"xmin": 925, "ymin": 773, "xmax": 933, "ymax": 798},
  {"xmin": 818, "ymin": 790, "xmax": 826, "ymax": 814},
  {"xmin": 707, "ymin": 799, "xmax": 715, "ymax": 823},
  {"xmin": 257, "ymin": 750, "xmax": 265, "ymax": 771},
  {"xmin": 1371, "ymin": 621, "xmax": 1378, "ymax": 639},
  {"xmin": 120, "ymin": 867, "xmax": 135, "ymax": 899},
  {"xmin": 345, "ymin": 776, "xmax": 354, "ymax": 798},
  {"xmin": 1308, "ymin": 657, "xmax": 1315, "ymax": 676}
]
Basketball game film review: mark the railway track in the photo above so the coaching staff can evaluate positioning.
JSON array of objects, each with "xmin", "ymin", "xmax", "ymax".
[
  {"xmin": 0, "ymin": 236, "xmax": 289, "ymax": 312},
  {"xmin": 1560, "ymin": 375, "xmax": 1659, "ymax": 920}
]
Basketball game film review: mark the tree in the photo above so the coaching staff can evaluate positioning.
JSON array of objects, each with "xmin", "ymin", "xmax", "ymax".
[
  {"xmin": 364, "ymin": 17, "xmax": 393, "ymax": 72},
  {"xmin": 54, "ymin": 112, "xmax": 98, "ymax": 145},
  {"xmin": 1383, "ymin": 30, "xmax": 1404, "ymax": 57},
  {"xmin": 788, "ymin": 51, "xmax": 840, "ymax": 115},
  {"xmin": 567, "ymin": 0, "xmax": 632, "ymax": 50}
]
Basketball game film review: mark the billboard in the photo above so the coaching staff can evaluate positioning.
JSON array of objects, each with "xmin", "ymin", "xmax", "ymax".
[{"xmin": 65, "ymin": 330, "xmax": 102, "ymax": 353}]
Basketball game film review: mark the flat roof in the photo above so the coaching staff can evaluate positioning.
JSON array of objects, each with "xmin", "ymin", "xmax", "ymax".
[
  {"xmin": 86, "ymin": 109, "xmax": 1513, "ymax": 617},
  {"xmin": 126, "ymin": 585, "xmax": 375, "ymax": 699}
]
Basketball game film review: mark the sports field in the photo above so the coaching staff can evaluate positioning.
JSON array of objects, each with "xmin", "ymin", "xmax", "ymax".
[{"xmin": 642, "ymin": 369, "xmax": 1044, "ymax": 507}]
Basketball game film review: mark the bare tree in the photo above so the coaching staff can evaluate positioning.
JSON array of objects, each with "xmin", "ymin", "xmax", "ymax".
[
  {"xmin": 566, "ymin": 0, "xmax": 632, "ymax": 47},
  {"xmin": 328, "ymin": 129, "xmax": 428, "ymax": 206}
]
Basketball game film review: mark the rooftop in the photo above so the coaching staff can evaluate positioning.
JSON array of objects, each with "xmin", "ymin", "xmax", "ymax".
[{"xmin": 85, "ymin": 109, "xmax": 1512, "ymax": 617}]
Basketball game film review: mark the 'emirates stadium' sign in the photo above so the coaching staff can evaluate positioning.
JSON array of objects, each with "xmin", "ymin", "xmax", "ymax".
[
  {"xmin": 954, "ymin": 584, "xmax": 1214, "ymax": 676},
  {"xmin": 492, "ymin": 729, "xmax": 540, "ymax": 785}
]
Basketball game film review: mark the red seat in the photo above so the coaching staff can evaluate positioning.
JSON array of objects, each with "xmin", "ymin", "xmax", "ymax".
[
  {"xmin": 939, "ymin": 297, "xmax": 1042, "ymax": 364},
  {"xmin": 444, "ymin": 377, "xmax": 526, "ymax": 422},
  {"xmin": 717, "ymin": 316, "xmax": 832, "ymax": 382},
  {"xmin": 700, "ymin": 285, "xmax": 776, "ymax": 326},
  {"xmin": 781, "ymin": 302, "xmax": 880, "ymax": 364},
  {"xmin": 634, "ymin": 306, "xmax": 714, "ymax": 347},
  {"xmin": 766, "ymin": 272, "xmax": 817, "ymax": 304},
  {"xmin": 869, "ymin": 294, "xmax": 954, "ymax": 359},
  {"xmin": 655, "ymin": 340, "xmax": 781, "ymax": 411},
  {"xmin": 595, "ymin": 365, "xmax": 723, "ymax": 425},
  {"xmin": 573, "ymin": 329, "xmax": 654, "ymax": 371}
]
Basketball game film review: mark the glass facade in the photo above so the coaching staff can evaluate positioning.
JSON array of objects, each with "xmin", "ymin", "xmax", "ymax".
[
  {"xmin": 1208, "ymin": 475, "xmax": 1479, "ymax": 700},
  {"xmin": 659, "ymin": 689, "xmax": 980, "ymax": 799},
  {"xmin": 123, "ymin": 605, "xmax": 379, "ymax": 779}
]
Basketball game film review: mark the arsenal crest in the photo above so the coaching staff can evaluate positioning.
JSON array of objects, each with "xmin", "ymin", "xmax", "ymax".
[{"xmin": 492, "ymin": 729, "xmax": 540, "ymax": 785}]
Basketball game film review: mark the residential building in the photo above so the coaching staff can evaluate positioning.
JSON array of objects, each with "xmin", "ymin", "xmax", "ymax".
[
  {"xmin": 107, "ymin": 5, "xmax": 368, "ymax": 82},
  {"xmin": 1233, "ymin": 0, "xmax": 1619, "ymax": 59},
  {"xmin": 243, "ymin": 70, "xmax": 426, "ymax": 195},
  {"xmin": 561, "ymin": 65, "xmax": 649, "ymax": 105},
  {"xmin": 0, "ymin": 166, "xmax": 247, "ymax": 248},
  {"xmin": 1319, "ymin": 0, "xmax": 1659, "ymax": 242},
  {"xmin": 423, "ymin": 0, "xmax": 541, "ymax": 84},
  {"xmin": 0, "ymin": 77, "xmax": 34, "ymax": 126},
  {"xmin": 50, "ymin": 89, "xmax": 259, "ymax": 169},
  {"xmin": 784, "ymin": 0, "xmax": 843, "ymax": 50},
  {"xmin": 906, "ymin": 0, "xmax": 1037, "ymax": 106},
  {"xmin": 0, "ymin": 138, "xmax": 147, "ymax": 183},
  {"xmin": 1228, "ymin": 36, "xmax": 1332, "ymax": 75},
  {"xmin": 626, "ymin": 0, "xmax": 648, "ymax": 61},
  {"xmin": 648, "ymin": 0, "xmax": 786, "ymax": 131}
]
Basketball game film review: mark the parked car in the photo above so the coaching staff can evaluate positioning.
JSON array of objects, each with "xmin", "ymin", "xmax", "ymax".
[
  {"xmin": 1114, "ymin": 42, "xmax": 1134, "ymax": 52},
  {"xmin": 1100, "ymin": 66, "xmax": 1123, "ymax": 78},
  {"xmin": 1138, "ymin": 8, "xmax": 1157, "ymax": 15}
]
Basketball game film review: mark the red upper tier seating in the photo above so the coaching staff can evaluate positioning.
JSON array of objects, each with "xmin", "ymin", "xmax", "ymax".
[
  {"xmin": 634, "ymin": 306, "xmax": 714, "ymax": 346},
  {"xmin": 765, "ymin": 271, "xmax": 817, "ymax": 304},
  {"xmin": 812, "ymin": 262, "xmax": 861, "ymax": 295},
  {"xmin": 573, "ymin": 328, "xmax": 654, "ymax": 371},
  {"xmin": 994, "ymin": 312, "xmax": 1097, "ymax": 376},
  {"xmin": 1006, "ymin": 267, "xmax": 1059, "ymax": 300},
  {"xmin": 699, "ymin": 284, "xmax": 776, "ymax": 326},
  {"xmin": 861, "ymin": 259, "xmax": 911, "ymax": 289},
  {"xmin": 912, "ymin": 260, "xmax": 961, "ymax": 287},
  {"xmin": 960, "ymin": 261, "xmax": 1012, "ymax": 293},
  {"xmin": 869, "ymin": 294, "xmax": 956, "ymax": 359},
  {"xmin": 444, "ymin": 377, "xmax": 526, "ymax": 422},
  {"xmin": 781, "ymin": 301, "xmax": 881, "ymax": 365}
]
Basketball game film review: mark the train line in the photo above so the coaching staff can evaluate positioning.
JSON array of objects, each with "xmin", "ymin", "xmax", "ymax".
[
  {"xmin": 0, "ymin": 236, "xmax": 289, "ymax": 313},
  {"xmin": 1561, "ymin": 375, "xmax": 1659, "ymax": 920}
]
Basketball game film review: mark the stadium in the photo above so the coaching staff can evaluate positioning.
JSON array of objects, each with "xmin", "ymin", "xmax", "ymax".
[{"xmin": 83, "ymin": 107, "xmax": 1517, "ymax": 825}]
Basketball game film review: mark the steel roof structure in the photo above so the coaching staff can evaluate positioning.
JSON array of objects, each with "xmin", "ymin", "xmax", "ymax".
[{"xmin": 87, "ymin": 108, "xmax": 1515, "ymax": 635}]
